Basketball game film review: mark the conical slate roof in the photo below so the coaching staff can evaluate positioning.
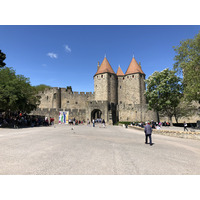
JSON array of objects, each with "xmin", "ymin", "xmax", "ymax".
[
  {"xmin": 125, "ymin": 57, "xmax": 145, "ymax": 75},
  {"xmin": 116, "ymin": 66, "xmax": 124, "ymax": 76},
  {"xmin": 95, "ymin": 57, "xmax": 115, "ymax": 75}
]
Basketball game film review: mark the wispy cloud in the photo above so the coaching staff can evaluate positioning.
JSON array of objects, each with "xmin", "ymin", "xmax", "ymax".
[
  {"xmin": 64, "ymin": 45, "xmax": 71, "ymax": 53},
  {"xmin": 47, "ymin": 52, "xmax": 58, "ymax": 59},
  {"xmin": 42, "ymin": 64, "xmax": 47, "ymax": 67}
]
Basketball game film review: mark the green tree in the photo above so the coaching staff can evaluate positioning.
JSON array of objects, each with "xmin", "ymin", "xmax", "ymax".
[
  {"xmin": 0, "ymin": 67, "xmax": 39, "ymax": 114},
  {"xmin": 34, "ymin": 84, "xmax": 51, "ymax": 93},
  {"xmin": 145, "ymin": 68, "xmax": 183, "ymax": 125},
  {"xmin": 173, "ymin": 31, "xmax": 200, "ymax": 102},
  {"xmin": 0, "ymin": 50, "xmax": 6, "ymax": 68},
  {"xmin": 173, "ymin": 98, "xmax": 196, "ymax": 123}
]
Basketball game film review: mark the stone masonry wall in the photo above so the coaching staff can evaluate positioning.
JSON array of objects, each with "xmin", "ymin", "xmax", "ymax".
[
  {"xmin": 30, "ymin": 108, "xmax": 59, "ymax": 123},
  {"xmin": 117, "ymin": 76, "xmax": 125, "ymax": 105},
  {"xmin": 35, "ymin": 87, "xmax": 95, "ymax": 123},
  {"xmin": 140, "ymin": 74, "xmax": 146, "ymax": 105},
  {"xmin": 124, "ymin": 74, "xmax": 141, "ymax": 105},
  {"xmin": 38, "ymin": 87, "xmax": 94, "ymax": 111},
  {"xmin": 109, "ymin": 74, "xmax": 117, "ymax": 104},
  {"xmin": 60, "ymin": 88, "xmax": 94, "ymax": 110},
  {"xmin": 94, "ymin": 73, "xmax": 109, "ymax": 101},
  {"xmin": 30, "ymin": 108, "xmax": 87, "ymax": 124},
  {"xmin": 38, "ymin": 87, "xmax": 60, "ymax": 109},
  {"xmin": 86, "ymin": 100, "xmax": 109, "ymax": 122},
  {"xmin": 118, "ymin": 103, "xmax": 157, "ymax": 122}
]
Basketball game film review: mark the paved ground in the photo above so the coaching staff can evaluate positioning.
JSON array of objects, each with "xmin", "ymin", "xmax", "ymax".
[{"xmin": 0, "ymin": 124, "xmax": 200, "ymax": 175}]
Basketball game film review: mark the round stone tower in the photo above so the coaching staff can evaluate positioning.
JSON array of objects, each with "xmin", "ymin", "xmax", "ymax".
[
  {"xmin": 94, "ymin": 57, "xmax": 117, "ymax": 104},
  {"xmin": 124, "ymin": 57, "xmax": 146, "ymax": 105}
]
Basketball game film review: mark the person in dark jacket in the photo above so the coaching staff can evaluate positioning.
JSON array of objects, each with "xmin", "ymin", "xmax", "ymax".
[{"xmin": 144, "ymin": 122, "xmax": 153, "ymax": 146}]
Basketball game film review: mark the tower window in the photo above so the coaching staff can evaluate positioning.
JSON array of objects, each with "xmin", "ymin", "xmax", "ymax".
[
  {"xmin": 75, "ymin": 102, "xmax": 78, "ymax": 104},
  {"xmin": 120, "ymin": 86, "xmax": 121, "ymax": 89},
  {"xmin": 67, "ymin": 101, "xmax": 69, "ymax": 103},
  {"xmin": 47, "ymin": 96, "xmax": 48, "ymax": 100},
  {"xmin": 120, "ymin": 101, "xmax": 122, "ymax": 104},
  {"xmin": 110, "ymin": 75, "xmax": 111, "ymax": 77}
]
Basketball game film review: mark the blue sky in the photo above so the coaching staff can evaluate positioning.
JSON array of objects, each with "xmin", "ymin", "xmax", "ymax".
[{"xmin": 0, "ymin": 25, "xmax": 199, "ymax": 92}]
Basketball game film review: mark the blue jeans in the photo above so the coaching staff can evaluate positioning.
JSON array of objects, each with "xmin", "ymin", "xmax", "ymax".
[{"xmin": 145, "ymin": 134, "xmax": 152, "ymax": 144}]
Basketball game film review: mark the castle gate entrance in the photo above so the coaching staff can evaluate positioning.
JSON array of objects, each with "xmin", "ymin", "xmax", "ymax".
[{"xmin": 91, "ymin": 109, "xmax": 102, "ymax": 121}]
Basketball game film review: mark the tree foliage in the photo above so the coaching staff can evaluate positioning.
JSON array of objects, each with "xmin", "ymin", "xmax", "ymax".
[
  {"xmin": 34, "ymin": 84, "xmax": 51, "ymax": 93},
  {"xmin": 173, "ymin": 31, "xmax": 200, "ymax": 102},
  {"xmin": 173, "ymin": 98, "xmax": 196, "ymax": 123},
  {"xmin": 145, "ymin": 68, "xmax": 183, "ymax": 124},
  {"xmin": 0, "ymin": 50, "xmax": 6, "ymax": 68},
  {"xmin": 0, "ymin": 67, "xmax": 39, "ymax": 113}
]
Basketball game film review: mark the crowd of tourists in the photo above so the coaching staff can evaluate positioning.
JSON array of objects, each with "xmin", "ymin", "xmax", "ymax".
[
  {"xmin": 68, "ymin": 118, "xmax": 105, "ymax": 126},
  {"xmin": 0, "ymin": 112, "xmax": 53, "ymax": 128},
  {"xmin": 133, "ymin": 120, "xmax": 171, "ymax": 129},
  {"xmin": 68, "ymin": 118, "xmax": 85, "ymax": 125}
]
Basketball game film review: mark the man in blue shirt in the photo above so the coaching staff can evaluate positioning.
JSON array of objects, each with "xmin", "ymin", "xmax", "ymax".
[{"xmin": 144, "ymin": 122, "xmax": 153, "ymax": 146}]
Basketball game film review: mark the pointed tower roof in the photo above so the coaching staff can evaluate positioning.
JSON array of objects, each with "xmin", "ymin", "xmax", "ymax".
[
  {"xmin": 125, "ymin": 57, "xmax": 145, "ymax": 75},
  {"xmin": 116, "ymin": 66, "xmax": 124, "ymax": 76},
  {"xmin": 95, "ymin": 57, "xmax": 115, "ymax": 75}
]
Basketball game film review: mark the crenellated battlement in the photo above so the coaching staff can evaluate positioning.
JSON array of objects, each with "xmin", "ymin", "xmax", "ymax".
[{"xmin": 62, "ymin": 89, "xmax": 94, "ymax": 97}]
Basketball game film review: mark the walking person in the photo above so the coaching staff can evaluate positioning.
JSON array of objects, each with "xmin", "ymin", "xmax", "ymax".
[
  {"xmin": 92, "ymin": 119, "xmax": 95, "ymax": 127},
  {"xmin": 102, "ymin": 119, "xmax": 105, "ymax": 128},
  {"xmin": 184, "ymin": 121, "xmax": 188, "ymax": 131},
  {"xmin": 87, "ymin": 119, "xmax": 90, "ymax": 126},
  {"xmin": 73, "ymin": 117, "xmax": 76, "ymax": 125},
  {"xmin": 144, "ymin": 122, "xmax": 153, "ymax": 146}
]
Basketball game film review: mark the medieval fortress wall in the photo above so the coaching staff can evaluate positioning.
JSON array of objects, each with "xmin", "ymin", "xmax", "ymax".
[
  {"xmin": 31, "ymin": 56, "xmax": 199, "ymax": 124},
  {"xmin": 31, "ymin": 57, "xmax": 160, "ymax": 124},
  {"xmin": 35, "ymin": 88, "xmax": 96, "ymax": 123}
]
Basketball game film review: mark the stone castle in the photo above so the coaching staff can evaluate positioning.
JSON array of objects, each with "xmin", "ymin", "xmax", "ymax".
[{"xmin": 31, "ymin": 56, "xmax": 157, "ymax": 124}]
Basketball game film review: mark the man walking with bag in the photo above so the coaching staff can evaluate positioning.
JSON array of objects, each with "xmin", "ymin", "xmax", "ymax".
[{"xmin": 144, "ymin": 122, "xmax": 153, "ymax": 146}]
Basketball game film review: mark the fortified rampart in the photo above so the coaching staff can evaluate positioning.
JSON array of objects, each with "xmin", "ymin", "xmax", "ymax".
[
  {"xmin": 118, "ymin": 103, "xmax": 157, "ymax": 122},
  {"xmin": 31, "ymin": 107, "xmax": 87, "ymax": 124},
  {"xmin": 38, "ymin": 87, "xmax": 95, "ymax": 110},
  {"xmin": 31, "ymin": 56, "xmax": 160, "ymax": 124},
  {"xmin": 61, "ymin": 88, "xmax": 94, "ymax": 110},
  {"xmin": 38, "ymin": 87, "xmax": 60, "ymax": 109}
]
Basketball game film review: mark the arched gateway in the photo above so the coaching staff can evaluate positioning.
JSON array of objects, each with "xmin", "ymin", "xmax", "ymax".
[{"xmin": 91, "ymin": 109, "xmax": 102, "ymax": 121}]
